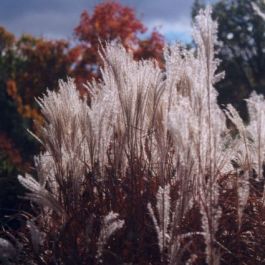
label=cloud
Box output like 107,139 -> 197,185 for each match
145,17 -> 192,42
132,0 -> 194,21
3,10 -> 78,39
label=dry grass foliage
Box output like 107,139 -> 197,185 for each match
1,6 -> 265,265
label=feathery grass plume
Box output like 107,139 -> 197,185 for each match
167,6 -> 226,265
225,104 -> 254,167
27,220 -> 44,255
236,170 -> 250,228
224,104 -> 254,227
18,173 -> 62,214
147,184 -> 171,255
246,92 -> 265,200
17,78 -> 124,263
36,78 -> 113,180
98,42 -> 167,179
252,1 -> 265,21
0,238 -> 17,264
146,6 -> 231,264
246,92 -> 265,177
35,78 -> 114,210
96,211 -> 124,261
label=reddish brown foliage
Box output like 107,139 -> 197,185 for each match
4,35 -> 73,136
15,36 -> 72,120
0,26 -> 15,51
75,2 -> 146,45
0,133 -> 22,168
72,1 -> 164,85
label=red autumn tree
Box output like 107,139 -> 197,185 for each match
0,27 -> 23,170
72,1 -> 164,86
1,31 -> 73,172
9,35 -> 72,125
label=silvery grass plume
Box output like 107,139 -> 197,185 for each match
147,185 -> 171,257
0,238 -> 17,265
166,7 -> 226,265
250,0 -> 265,203
18,79 -> 124,263
246,93 -> 265,180
144,6 -> 234,265
252,1 -> 265,21
97,41 -> 166,179
246,92 -> 265,201
225,92 -> 265,225
147,4 -> 265,263
96,211 -> 124,261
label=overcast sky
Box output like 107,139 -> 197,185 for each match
0,0 -> 214,43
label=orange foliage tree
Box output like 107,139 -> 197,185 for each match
0,27 -> 25,170
7,35 -> 72,126
0,29 -> 73,187
72,1 -> 164,87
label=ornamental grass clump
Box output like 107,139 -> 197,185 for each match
1,6 -> 265,265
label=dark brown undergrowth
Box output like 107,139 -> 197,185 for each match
2,167 -> 265,264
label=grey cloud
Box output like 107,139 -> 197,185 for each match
131,0 -> 194,21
